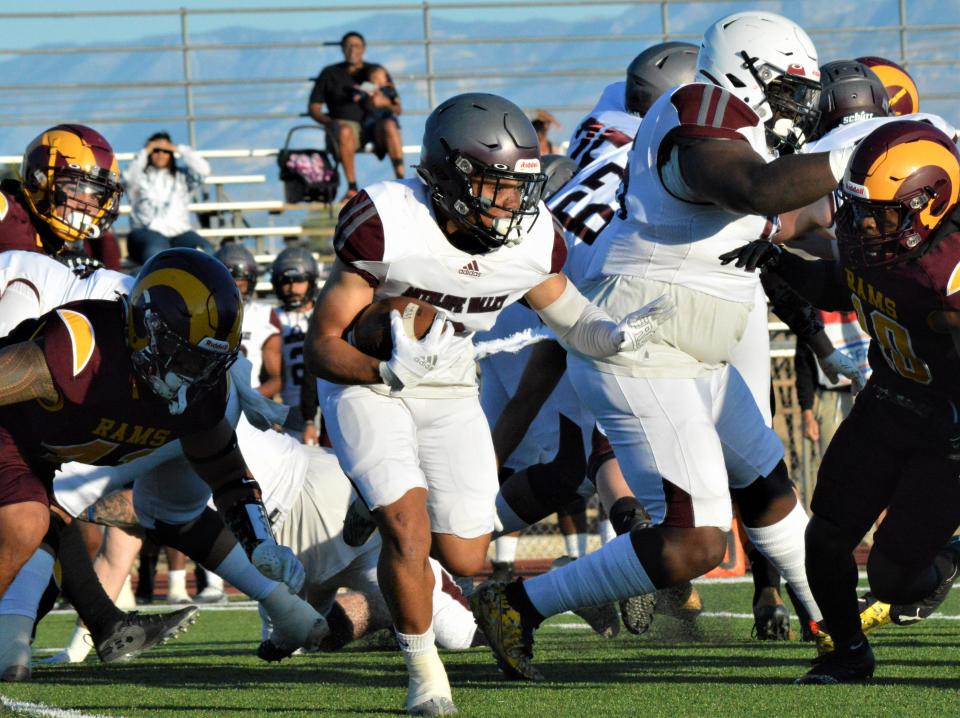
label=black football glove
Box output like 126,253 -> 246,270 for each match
58,251 -> 104,279
718,240 -> 782,273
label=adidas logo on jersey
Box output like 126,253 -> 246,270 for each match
458,260 -> 481,277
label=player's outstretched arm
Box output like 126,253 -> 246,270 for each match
677,137 -> 850,217
0,341 -> 58,406
304,259 -> 380,385
526,273 -> 675,357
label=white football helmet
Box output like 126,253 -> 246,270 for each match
696,11 -> 821,152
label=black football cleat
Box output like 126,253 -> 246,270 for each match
889,537 -> 960,625
795,638 -> 875,684
95,606 -> 198,663
752,603 -> 791,641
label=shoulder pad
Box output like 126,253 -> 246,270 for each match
55,308 -> 97,377
670,84 -> 759,133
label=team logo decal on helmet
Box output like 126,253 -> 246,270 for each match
126,248 -> 243,414
416,92 -> 547,251
20,124 -> 123,245
836,120 -> 960,269
696,11 -> 821,152
856,56 -> 920,116
270,246 -> 319,309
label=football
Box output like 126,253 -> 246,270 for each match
349,296 -> 438,360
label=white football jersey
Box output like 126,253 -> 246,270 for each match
334,178 -> 566,397
240,299 -> 279,387
803,112 -> 958,154
589,83 -> 778,304
272,304 -> 311,408
0,251 -> 133,337
552,87 -> 641,285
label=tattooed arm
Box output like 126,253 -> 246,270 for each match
84,488 -> 143,534
0,341 -> 57,405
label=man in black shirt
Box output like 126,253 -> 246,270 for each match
308,32 -> 404,200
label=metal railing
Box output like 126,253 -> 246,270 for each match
0,1 -> 958,149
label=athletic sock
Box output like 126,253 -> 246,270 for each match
204,572 -> 225,591
564,533 -> 589,559
429,560 -> 476,650
209,544 -> 276,601
58,521 -> 125,642
63,621 -> 94,662
0,548 -> 54,620
598,519 -> 617,546
494,535 -> 519,563
745,502 -> 822,623
522,534 -> 656,619
397,625 -> 453,708
167,569 -> 187,597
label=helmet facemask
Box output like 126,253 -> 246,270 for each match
443,151 -> 546,250
739,52 -> 821,153
130,304 -> 239,415
836,188 -> 938,269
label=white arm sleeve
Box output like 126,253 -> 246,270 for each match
535,278 -> 621,358
0,280 -> 42,338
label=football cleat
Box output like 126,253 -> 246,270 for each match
342,497 -> 378,547
858,593 -> 892,632
620,593 -> 657,635
795,638 -> 875,684
470,581 -> 542,681
889,538 -> 960,625
408,697 -> 458,716
193,586 -> 228,604
94,606 -> 198,663
1,665 -> 30,682
656,582 -> 703,620
259,584 -> 330,657
489,560 -> 516,584
752,603 -> 791,641
550,556 -> 620,639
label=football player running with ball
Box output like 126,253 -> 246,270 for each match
305,93 -> 674,715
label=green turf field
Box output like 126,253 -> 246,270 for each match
2,579 -> 958,718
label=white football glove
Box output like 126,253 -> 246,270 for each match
252,540 -> 306,594
379,311 -> 456,392
617,294 -> 677,352
817,349 -> 866,393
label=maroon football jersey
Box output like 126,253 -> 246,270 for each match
0,182 -> 49,254
841,231 -> 960,408
0,299 -> 228,481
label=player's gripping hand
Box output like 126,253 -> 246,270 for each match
252,540 -> 306,594
718,240 -> 782,272
617,294 -> 677,352
379,311 -> 456,391
817,349 -> 866,393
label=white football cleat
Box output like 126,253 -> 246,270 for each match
260,584 -> 329,652
0,614 -> 34,682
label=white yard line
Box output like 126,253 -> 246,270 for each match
0,696 -> 114,718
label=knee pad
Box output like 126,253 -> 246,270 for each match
146,507 -> 236,569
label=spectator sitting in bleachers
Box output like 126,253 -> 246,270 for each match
307,31 -> 404,201
123,131 -> 213,264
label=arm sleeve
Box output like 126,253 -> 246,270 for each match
761,270 -> 824,344
794,343 -> 817,411
535,278 -> 622,358
0,280 -> 42,338
299,364 -> 319,424
768,250 -> 854,313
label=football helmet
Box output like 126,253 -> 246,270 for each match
541,154 -> 578,201
836,120 -> 960,269
126,248 -> 243,414
696,11 -> 821,152
856,56 -> 919,116
624,41 -> 698,116
816,61 -> 891,137
20,124 -> 122,246
416,92 -> 547,251
214,242 -> 259,299
270,246 -> 319,309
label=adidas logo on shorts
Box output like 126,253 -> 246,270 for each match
458,260 -> 481,277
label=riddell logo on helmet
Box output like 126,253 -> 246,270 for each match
514,159 -> 541,173
198,337 -> 231,353
843,180 -> 870,198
